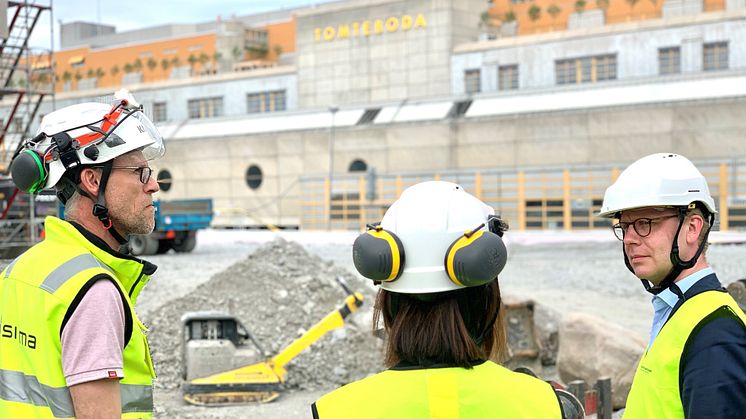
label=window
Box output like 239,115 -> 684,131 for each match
498,64 -> 519,91
188,44 -> 203,52
703,42 -> 728,71
357,108 -> 381,125
152,102 -> 167,123
188,97 -> 223,119
245,165 -> 263,190
246,90 -> 287,114
464,69 -> 481,94
348,159 -> 368,172
157,169 -> 172,192
658,47 -> 680,75
555,54 -> 617,85
448,100 -> 472,118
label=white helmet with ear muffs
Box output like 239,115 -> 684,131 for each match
10,88 -> 164,195
352,181 -> 508,294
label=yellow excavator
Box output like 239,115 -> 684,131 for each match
181,279 -> 364,405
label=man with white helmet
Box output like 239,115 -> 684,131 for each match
0,90 -> 164,418
599,153 -> 746,418
313,181 -> 583,419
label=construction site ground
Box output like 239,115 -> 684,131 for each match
3,228 -> 746,418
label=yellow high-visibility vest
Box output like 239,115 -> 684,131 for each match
314,360 -> 562,419
624,290 -> 746,419
0,217 -> 156,418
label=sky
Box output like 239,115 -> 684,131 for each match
27,0 -> 337,50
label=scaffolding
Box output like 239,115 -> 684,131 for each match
0,1 -> 54,257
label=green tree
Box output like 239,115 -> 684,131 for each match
504,10 -> 517,22
548,4 -> 562,19
528,4 -> 542,22
147,57 -> 158,72
62,70 -> 72,82
160,58 -> 170,71
133,58 -> 143,72
575,0 -> 587,13
626,0 -> 639,11
198,52 -> 209,67
74,71 -> 82,81
596,0 -> 610,9
123,62 -> 134,74
170,56 -> 181,67
86,68 -> 95,79
479,10 -> 492,28
95,67 -> 105,78
187,54 -> 198,75
272,44 -> 283,58
110,65 -> 120,77
232,45 -> 243,61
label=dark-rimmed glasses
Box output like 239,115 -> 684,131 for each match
108,166 -> 152,184
612,214 -> 679,241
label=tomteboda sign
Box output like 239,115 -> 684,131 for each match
314,13 -> 427,42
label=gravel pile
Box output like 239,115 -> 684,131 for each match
142,238 -> 382,392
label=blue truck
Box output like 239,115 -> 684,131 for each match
128,198 -> 214,256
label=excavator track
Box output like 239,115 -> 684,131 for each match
183,391 -> 280,406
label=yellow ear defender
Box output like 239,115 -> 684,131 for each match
444,223 -> 507,287
354,217 -> 508,288
352,224 -> 406,282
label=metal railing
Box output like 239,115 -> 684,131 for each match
300,159 -> 746,231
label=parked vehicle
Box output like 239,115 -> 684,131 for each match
129,198 -> 214,256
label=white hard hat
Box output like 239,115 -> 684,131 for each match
378,181 -> 500,294
598,153 -> 717,218
33,89 -> 164,191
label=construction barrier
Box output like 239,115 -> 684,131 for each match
300,160 -> 746,231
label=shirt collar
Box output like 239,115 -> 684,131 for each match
652,267 -> 714,308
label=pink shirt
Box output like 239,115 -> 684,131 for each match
60,279 -> 125,386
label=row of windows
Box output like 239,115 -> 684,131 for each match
464,41 -> 730,93
151,90 -> 288,122
658,42 -> 729,75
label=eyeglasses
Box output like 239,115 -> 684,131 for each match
110,166 -> 153,184
612,214 -> 679,241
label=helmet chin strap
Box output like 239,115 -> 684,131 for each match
91,160 -> 128,246
623,207 -> 714,296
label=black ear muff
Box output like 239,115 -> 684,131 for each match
352,224 -> 405,282
10,149 -> 48,193
444,224 -> 507,287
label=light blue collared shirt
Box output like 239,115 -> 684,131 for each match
648,267 -> 715,348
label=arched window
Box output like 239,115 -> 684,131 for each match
348,159 -> 367,172
245,165 -> 263,190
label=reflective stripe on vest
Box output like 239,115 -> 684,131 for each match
40,253 -> 112,293
314,361 -> 562,419
0,369 -> 153,417
3,257 -> 19,279
624,290 -> 746,419
0,369 -> 74,418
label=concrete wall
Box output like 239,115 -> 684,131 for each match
295,0 -> 484,108
153,97 -> 746,226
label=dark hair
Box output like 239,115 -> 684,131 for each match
373,280 -> 507,369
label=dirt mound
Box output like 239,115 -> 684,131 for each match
143,238 -> 383,392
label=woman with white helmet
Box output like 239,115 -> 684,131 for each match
599,153 -> 746,418
312,181 -> 582,419
1,90 -> 163,418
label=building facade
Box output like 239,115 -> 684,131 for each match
2,0 -> 746,229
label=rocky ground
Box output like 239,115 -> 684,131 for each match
3,229 -> 746,418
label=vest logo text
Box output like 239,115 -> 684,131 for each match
1,323 -> 37,349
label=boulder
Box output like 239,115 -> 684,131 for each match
558,312 -> 646,409
727,279 -> 746,312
